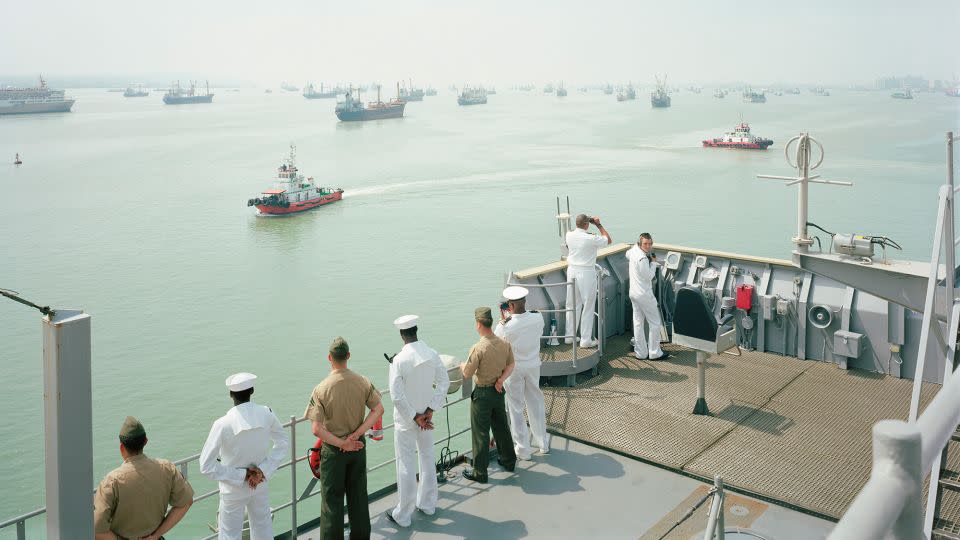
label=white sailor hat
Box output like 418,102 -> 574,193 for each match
393,314 -> 419,330
502,286 -> 529,301
225,372 -> 257,392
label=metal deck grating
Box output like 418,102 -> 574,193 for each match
539,342 -> 598,363
542,335 -> 941,519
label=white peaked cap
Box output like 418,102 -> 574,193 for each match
393,314 -> 420,330
502,286 -> 529,301
225,372 -> 257,392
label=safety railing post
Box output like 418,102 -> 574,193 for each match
289,415 -> 297,535
571,276 -> 578,369
16,520 -> 24,540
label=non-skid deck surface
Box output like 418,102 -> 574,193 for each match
543,335 -> 941,519
538,342 -> 599,363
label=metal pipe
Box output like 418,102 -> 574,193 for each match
829,420 -> 922,539
909,185 -> 951,421
946,131 -> 955,325
505,281 -> 575,288
16,521 -> 23,540
797,134 -> 810,253
704,476 -> 724,540
290,415 -> 297,535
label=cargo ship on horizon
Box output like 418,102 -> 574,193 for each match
334,85 -> 405,121
651,75 -> 671,108
303,83 -> 339,99
163,81 -> 214,105
0,76 -> 75,115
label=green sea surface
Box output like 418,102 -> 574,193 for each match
1,87 -> 957,537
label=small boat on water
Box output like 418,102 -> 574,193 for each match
892,89 -> 913,99
457,86 -> 487,106
617,84 -> 636,102
556,83 -> 567,97
14,153 -> 22,165
247,146 -> 343,215
713,89 -> 727,98
702,121 -> 774,150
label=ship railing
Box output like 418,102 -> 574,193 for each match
0,385 -> 473,540
505,262 -> 608,369
833,132 -> 960,539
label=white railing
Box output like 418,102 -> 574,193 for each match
0,387 -> 472,540
833,132 -> 960,539
506,261 -> 609,368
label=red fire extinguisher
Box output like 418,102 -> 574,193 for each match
736,284 -> 754,310
368,417 -> 383,441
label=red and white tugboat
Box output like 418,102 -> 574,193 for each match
247,146 -> 343,215
702,122 -> 774,150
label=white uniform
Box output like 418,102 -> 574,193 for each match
200,402 -> 289,540
495,311 -> 550,458
388,341 -> 450,527
626,244 -> 664,359
565,228 -> 608,346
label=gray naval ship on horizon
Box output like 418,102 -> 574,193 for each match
4,133 -> 960,540
0,76 -> 75,115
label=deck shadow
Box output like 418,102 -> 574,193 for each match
373,507 -> 528,540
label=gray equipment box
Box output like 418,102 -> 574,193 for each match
759,295 -> 777,320
833,330 -> 863,358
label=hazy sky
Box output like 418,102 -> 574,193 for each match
3,0 -> 958,86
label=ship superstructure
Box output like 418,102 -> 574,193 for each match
0,76 -> 75,115
246,145 -> 343,215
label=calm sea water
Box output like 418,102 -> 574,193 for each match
1,87 -> 957,536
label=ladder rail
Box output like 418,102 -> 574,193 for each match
925,301 -> 960,537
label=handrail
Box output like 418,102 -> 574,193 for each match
0,386 -> 472,538
830,351 -> 960,538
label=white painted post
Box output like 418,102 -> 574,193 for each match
797,134 -> 811,254
693,351 -> 709,415
290,416 -> 297,535
829,420 -> 922,539
42,309 -> 94,537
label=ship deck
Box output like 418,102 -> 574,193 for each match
541,335 -> 941,520
299,434 -> 833,540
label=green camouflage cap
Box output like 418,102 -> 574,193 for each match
474,306 -> 493,323
329,336 -> 349,357
119,416 -> 146,439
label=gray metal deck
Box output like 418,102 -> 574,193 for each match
297,435 -> 833,540
542,335 -> 942,520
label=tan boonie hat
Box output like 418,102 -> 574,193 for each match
119,416 -> 146,439
475,307 -> 493,323
329,336 -> 349,357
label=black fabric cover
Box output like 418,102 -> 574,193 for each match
672,287 -> 718,342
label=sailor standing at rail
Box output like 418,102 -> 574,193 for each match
94,416 -> 194,540
564,214 -> 612,347
462,307 -> 518,483
625,233 -> 670,360
304,336 -> 384,540
199,373 -> 289,540
384,315 -> 450,528
495,286 -> 551,459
